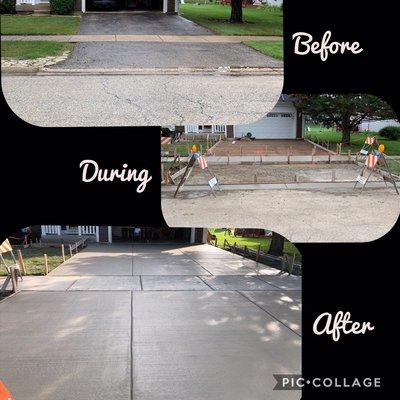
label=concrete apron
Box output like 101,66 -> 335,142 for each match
1,66 -> 283,76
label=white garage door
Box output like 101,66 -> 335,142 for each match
234,111 -> 296,139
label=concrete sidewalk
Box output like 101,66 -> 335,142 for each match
0,244 -> 301,400
1,34 -> 283,43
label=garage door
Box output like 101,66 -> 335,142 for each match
234,111 -> 296,139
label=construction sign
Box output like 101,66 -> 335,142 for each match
354,147 -> 399,194
0,380 -> 15,400
174,153 -> 220,198
359,136 -> 377,157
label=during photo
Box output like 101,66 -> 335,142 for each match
1,224 -> 301,400
161,94 -> 400,242
1,1 -> 283,126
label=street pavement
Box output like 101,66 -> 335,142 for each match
162,187 -> 400,242
1,74 -> 283,126
0,243 -> 301,400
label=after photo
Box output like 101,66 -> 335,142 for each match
1,225 -> 301,400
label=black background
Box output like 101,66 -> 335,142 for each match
1,0 -> 397,397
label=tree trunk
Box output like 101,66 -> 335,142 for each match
341,127 -> 351,145
268,232 -> 285,257
230,0 -> 243,23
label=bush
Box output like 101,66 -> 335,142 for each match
0,0 -> 16,14
50,0 -> 74,15
379,126 -> 400,140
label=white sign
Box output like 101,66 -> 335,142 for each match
356,175 -> 367,185
208,177 -> 218,188
360,149 -> 368,155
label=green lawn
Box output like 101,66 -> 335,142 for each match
1,41 -> 74,60
0,247 -> 70,276
306,125 -> 400,156
210,229 -> 301,260
245,40 -> 283,60
179,4 -> 283,36
162,141 -> 212,156
1,15 -> 81,35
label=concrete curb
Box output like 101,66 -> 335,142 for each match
1,65 -> 40,74
162,181 -> 392,192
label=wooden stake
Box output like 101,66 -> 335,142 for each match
256,244 -> 261,263
17,249 -> 27,275
61,244 -> 66,262
44,254 -> 48,275
265,145 -> 268,156
254,173 -> 257,183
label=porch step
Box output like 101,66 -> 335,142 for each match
16,3 -> 50,14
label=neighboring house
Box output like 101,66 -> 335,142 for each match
40,225 -> 207,244
16,0 -> 178,14
358,119 -> 400,132
184,95 -> 304,140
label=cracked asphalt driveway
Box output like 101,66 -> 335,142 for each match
1,74 -> 283,127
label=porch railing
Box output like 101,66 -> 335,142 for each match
16,0 -> 47,4
41,225 -> 61,235
79,226 -> 97,235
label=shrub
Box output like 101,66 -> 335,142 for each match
379,125 -> 400,140
0,0 -> 16,14
50,0 -> 74,15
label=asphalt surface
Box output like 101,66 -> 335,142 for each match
1,74 -> 283,126
0,244 -> 301,400
162,188 -> 400,242
52,42 -> 282,69
78,12 -> 214,35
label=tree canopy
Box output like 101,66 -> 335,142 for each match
293,94 -> 396,144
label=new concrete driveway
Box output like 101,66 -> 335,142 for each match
0,244 -> 301,400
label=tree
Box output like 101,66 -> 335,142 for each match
230,0 -> 243,23
293,94 -> 396,145
268,232 -> 285,257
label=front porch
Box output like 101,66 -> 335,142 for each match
41,225 -> 103,242
15,0 -> 178,13
40,226 -> 206,244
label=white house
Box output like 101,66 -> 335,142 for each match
358,119 -> 400,132
184,96 -> 304,140
40,225 -> 206,244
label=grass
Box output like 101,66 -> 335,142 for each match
179,4 -> 283,36
1,41 -> 74,60
162,141 -> 212,156
245,40 -> 283,60
1,15 -> 81,35
210,228 -> 301,260
306,125 -> 400,156
386,159 -> 400,176
0,246 -> 71,276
